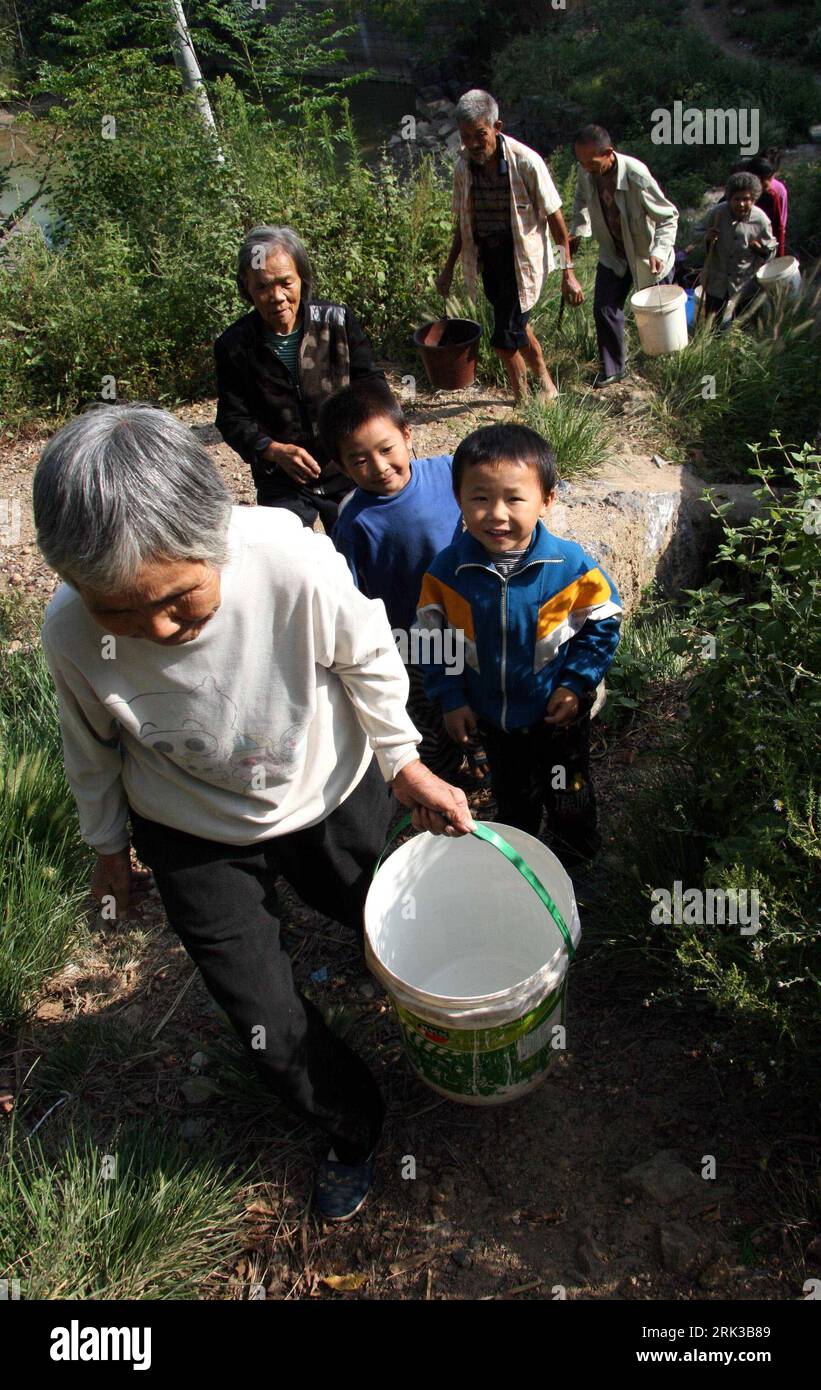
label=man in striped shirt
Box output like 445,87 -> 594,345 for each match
436,90 -> 582,404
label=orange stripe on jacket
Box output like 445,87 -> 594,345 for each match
535,568 -> 612,642
417,574 -> 475,643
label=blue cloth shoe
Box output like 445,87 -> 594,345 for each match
313,1149 -> 375,1222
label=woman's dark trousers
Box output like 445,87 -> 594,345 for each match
128,759 -> 393,1163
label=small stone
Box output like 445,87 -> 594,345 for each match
120,1003 -> 145,1031
660,1221 -> 706,1275
699,1257 -> 731,1290
576,1229 -> 607,1281
424,98 -> 455,119
451,1247 -> 472,1268
468,1233 -> 482,1250
7,640 -> 22,652
180,1076 -> 220,1105
189,1051 -> 209,1073
623,1151 -> 705,1207
359,981 -> 375,999
179,1117 -> 208,1140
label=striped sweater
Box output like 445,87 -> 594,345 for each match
417,520 -> 622,731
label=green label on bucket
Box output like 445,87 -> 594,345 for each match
394,984 -> 567,1101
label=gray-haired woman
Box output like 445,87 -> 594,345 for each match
689,171 -> 777,321
34,404 -> 472,1220
215,225 -> 385,531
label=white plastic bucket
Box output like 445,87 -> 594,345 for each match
756,255 -> 801,297
630,283 -> 689,355
364,822 -> 581,1105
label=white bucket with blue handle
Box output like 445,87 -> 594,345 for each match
364,816 -> 581,1105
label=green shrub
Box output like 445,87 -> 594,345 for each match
0,63 -> 455,428
600,441 -> 820,1088
493,0 -> 817,187
600,600 -> 690,728
783,161 -> 821,262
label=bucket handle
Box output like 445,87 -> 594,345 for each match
373,812 -> 576,963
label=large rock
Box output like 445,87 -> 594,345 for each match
549,454 -> 764,614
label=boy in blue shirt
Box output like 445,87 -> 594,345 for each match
320,380 -> 469,782
417,423 -> 622,863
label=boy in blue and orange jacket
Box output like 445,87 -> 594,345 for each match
416,423 -> 621,863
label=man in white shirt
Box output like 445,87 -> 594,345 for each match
34,404 -> 473,1221
436,89 -> 582,403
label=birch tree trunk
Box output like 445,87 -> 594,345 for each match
166,0 -> 224,161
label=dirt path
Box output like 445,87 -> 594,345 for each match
6,725 -> 796,1301
685,0 -> 821,88
1,385 -> 804,1301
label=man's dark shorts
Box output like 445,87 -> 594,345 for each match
479,234 -> 530,351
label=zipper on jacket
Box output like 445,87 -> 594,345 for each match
499,573 -> 509,732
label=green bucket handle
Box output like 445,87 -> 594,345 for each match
373,812 -> 576,963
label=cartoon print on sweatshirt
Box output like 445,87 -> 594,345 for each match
110,676 -> 308,789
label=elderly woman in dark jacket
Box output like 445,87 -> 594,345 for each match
215,225 -> 385,530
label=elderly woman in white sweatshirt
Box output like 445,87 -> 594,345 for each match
33,404 -> 472,1221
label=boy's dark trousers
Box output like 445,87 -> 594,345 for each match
479,711 -> 599,860
127,759 -> 393,1164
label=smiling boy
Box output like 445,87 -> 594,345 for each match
417,423 -> 622,862
320,381 -> 467,782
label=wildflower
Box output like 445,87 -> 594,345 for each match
753,1071 -> 766,1088
773,798 -> 783,812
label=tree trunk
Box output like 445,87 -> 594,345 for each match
166,0 -> 224,161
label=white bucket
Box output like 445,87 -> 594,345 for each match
756,255 -> 801,297
630,283 -> 689,355
364,822 -> 581,1105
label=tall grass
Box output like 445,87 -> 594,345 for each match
1,1121 -> 247,1299
518,391 -> 617,478
641,275 -> 821,476
599,601 -> 690,728
0,625 -> 89,1030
